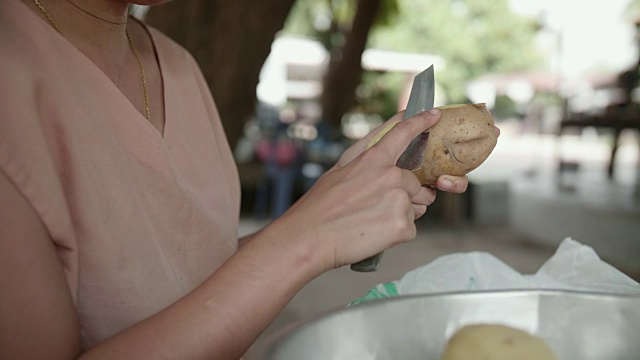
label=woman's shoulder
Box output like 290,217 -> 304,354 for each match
0,29 -> 40,111
0,4 -> 41,88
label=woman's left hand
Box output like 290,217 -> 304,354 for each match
327,110 -> 471,219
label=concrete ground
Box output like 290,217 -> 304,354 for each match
241,218 -> 557,360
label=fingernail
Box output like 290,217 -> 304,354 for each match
438,179 -> 453,190
428,108 -> 440,116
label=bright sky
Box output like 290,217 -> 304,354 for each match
510,0 -> 637,78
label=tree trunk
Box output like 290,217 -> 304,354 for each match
146,0 -> 296,149
321,0 -> 382,127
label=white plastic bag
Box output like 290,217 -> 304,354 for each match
352,238 -> 640,305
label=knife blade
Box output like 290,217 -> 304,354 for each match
396,65 -> 435,170
350,65 -> 435,272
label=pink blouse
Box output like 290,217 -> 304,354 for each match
0,0 -> 240,349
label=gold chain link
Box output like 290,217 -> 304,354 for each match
125,30 -> 151,122
33,0 -> 62,34
33,0 -> 152,123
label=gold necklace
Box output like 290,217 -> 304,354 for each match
33,0 -> 151,123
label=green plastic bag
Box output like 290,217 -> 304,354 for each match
348,282 -> 399,306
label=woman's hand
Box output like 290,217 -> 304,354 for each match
328,110 -> 470,218
274,109 -> 447,272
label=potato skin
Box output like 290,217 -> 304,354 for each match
440,324 -> 558,360
413,103 -> 497,186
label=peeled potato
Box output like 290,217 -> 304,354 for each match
440,324 -> 558,360
367,103 -> 498,186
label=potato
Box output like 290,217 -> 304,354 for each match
367,103 -> 498,186
440,324 -> 558,360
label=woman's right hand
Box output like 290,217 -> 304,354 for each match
271,109 -> 443,273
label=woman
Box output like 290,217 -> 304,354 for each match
0,0 -> 481,359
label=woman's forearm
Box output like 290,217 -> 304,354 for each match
237,232 -> 257,249
81,216 -> 320,360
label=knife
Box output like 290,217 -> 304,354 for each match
350,65 -> 435,272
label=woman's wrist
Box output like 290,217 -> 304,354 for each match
258,213 -> 329,281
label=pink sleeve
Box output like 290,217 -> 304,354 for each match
0,51 -> 79,305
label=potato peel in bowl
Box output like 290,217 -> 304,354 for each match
367,103 -> 498,186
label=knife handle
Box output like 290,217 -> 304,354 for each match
350,252 -> 383,272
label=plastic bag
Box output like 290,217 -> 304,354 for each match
350,238 -> 640,305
